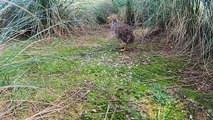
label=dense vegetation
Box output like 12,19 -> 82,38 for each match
0,0 -> 212,119
1,0 -> 213,58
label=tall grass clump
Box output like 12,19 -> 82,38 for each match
0,0 -> 55,42
93,0 -> 118,24
119,0 -> 213,61
0,0 -> 115,75
112,0 -> 213,60
0,0 -> 94,43
165,0 -> 213,60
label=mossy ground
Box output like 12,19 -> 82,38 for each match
0,33 -> 207,119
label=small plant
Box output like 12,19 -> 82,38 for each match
150,83 -> 174,105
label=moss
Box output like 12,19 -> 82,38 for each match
0,38 -> 188,119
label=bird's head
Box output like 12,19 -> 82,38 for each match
107,14 -> 118,22
108,14 -> 119,26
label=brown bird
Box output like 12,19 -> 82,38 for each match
108,14 -> 134,51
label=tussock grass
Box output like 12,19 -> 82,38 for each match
135,0 -> 213,61
1,0 -> 213,60
109,0 -> 213,61
0,0 -> 116,43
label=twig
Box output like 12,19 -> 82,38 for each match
24,89 -> 82,120
0,0 -> 39,21
104,104 -> 110,120
110,106 -> 117,120
0,101 -> 23,119
25,86 -> 91,120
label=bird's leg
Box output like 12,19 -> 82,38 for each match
120,43 -> 129,51
119,44 -> 125,49
124,43 -> 129,51
116,42 -> 125,49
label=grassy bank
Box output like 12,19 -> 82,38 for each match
0,34 -> 190,119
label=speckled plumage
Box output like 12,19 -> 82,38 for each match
110,15 -> 134,45
114,23 -> 134,44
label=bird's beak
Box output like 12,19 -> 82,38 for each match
107,16 -> 112,23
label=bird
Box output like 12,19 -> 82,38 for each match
108,14 -> 134,51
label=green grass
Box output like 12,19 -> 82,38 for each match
0,37 -> 187,119
182,88 -> 213,111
